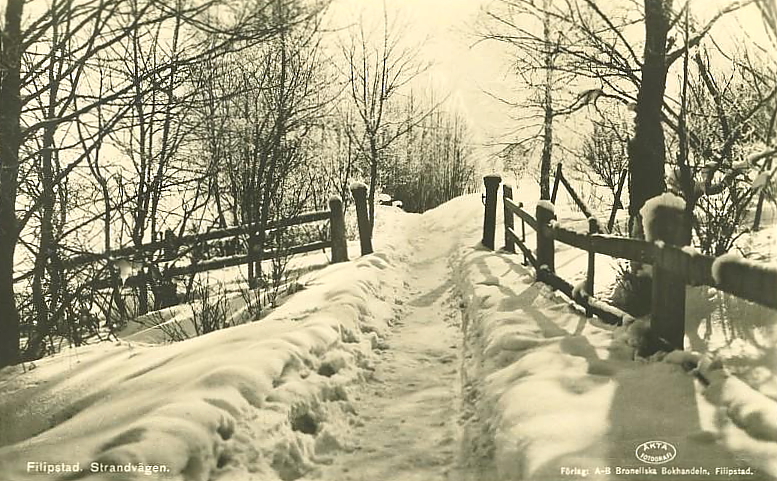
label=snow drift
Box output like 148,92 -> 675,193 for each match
0,234 -> 406,481
452,229 -> 777,480
1,192 -> 775,481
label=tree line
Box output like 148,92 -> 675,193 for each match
0,0 -> 477,367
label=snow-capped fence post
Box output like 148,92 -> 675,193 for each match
642,194 -> 688,352
503,184 -> 515,253
585,217 -> 598,316
328,196 -> 349,263
350,182 -> 373,256
535,201 -> 555,275
482,174 -> 502,250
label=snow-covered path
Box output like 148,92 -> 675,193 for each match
1,195 -> 776,481
301,221 -> 481,481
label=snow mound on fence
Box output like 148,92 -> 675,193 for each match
640,192 -> 685,242
453,242 -> 777,480
0,210 -> 409,480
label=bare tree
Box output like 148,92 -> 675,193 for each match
340,8 -> 433,229
572,114 -> 629,210
538,0 -> 555,199
193,3 -> 332,288
481,0 -> 748,230
480,0 -> 574,199
626,0 -> 673,239
0,0 -> 326,367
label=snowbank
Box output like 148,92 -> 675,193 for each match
452,234 -> 777,480
2,192 -> 775,481
0,230 -> 406,480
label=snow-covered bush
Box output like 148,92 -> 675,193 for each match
608,260 -> 652,317
695,191 -> 751,256
189,282 -> 231,337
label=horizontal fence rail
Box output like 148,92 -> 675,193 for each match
61,209 -> 333,270
42,188 -> 376,317
482,174 -> 777,353
551,225 -> 653,264
94,241 -> 334,289
504,196 -> 537,231
655,246 -> 777,310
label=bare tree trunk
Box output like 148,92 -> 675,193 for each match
130,19 -> 151,315
628,0 -> 672,239
0,0 -> 24,367
751,160 -> 771,230
368,138 -> 379,230
343,7 -> 427,229
752,108 -> 776,230
677,6 -> 694,244
83,86 -> 129,324
212,179 -> 228,229
29,9 -> 64,358
539,0 -> 554,200
29,131 -> 59,358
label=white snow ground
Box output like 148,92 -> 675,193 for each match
0,195 -> 775,481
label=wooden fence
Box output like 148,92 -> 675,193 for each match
550,162 -> 627,233
482,174 -> 777,353
60,183 -> 374,297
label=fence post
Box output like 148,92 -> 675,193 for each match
644,195 -> 688,352
350,182 -> 373,256
328,195 -> 349,263
550,163 -> 562,203
585,217 -> 598,316
482,174 -> 502,250
520,202 -> 528,265
503,184 -> 515,253
535,201 -> 555,275
163,229 -> 178,260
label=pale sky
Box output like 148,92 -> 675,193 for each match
324,0 -> 776,154
4,0 -> 774,153
324,0 -> 515,145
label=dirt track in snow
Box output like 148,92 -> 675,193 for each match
301,222 -> 489,481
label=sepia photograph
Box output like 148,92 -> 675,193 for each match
0,0 -> 776,479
